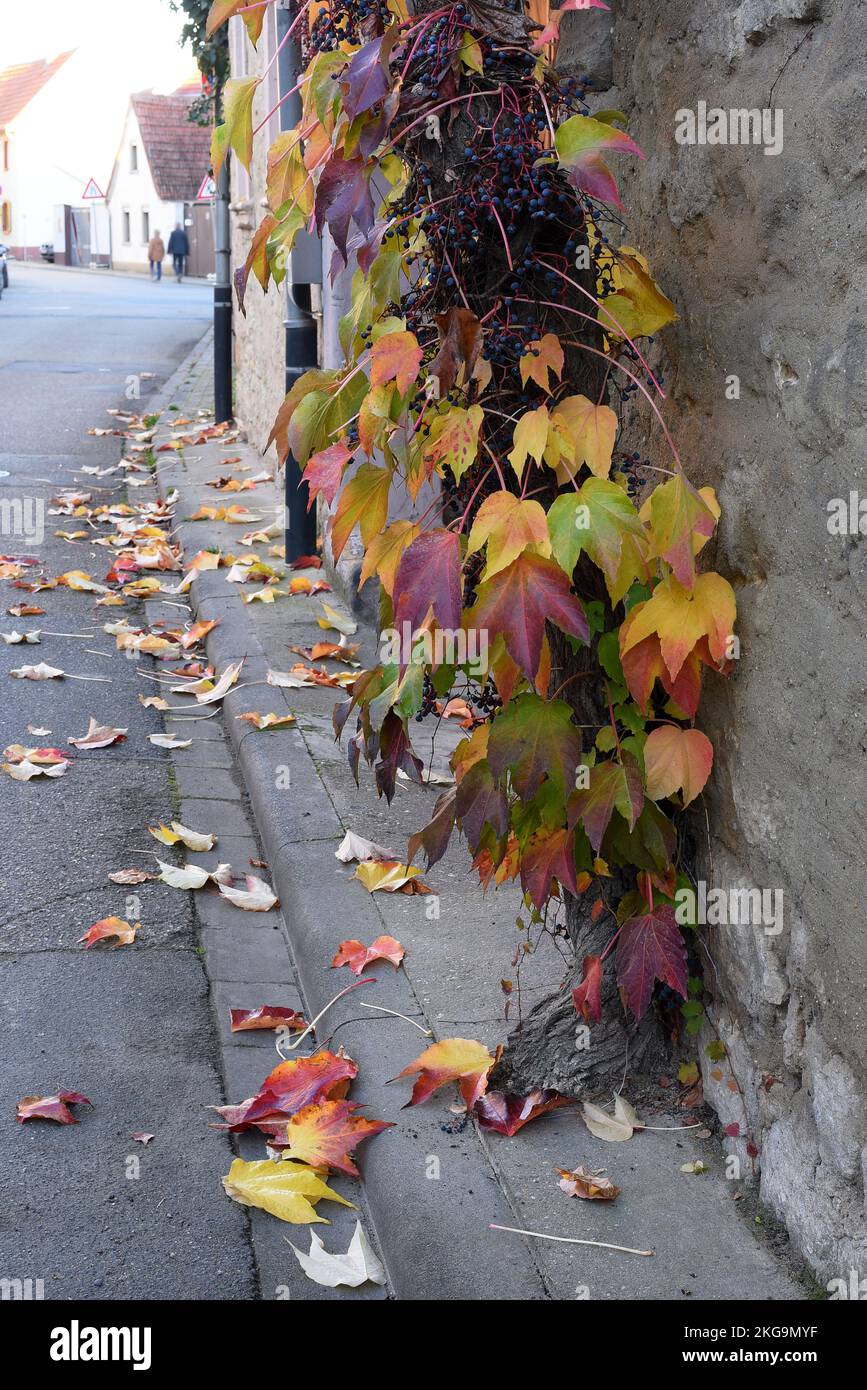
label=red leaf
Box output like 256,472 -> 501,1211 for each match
339,33 -> 393,121
468,553 -> 589,683
214,1050 -> 358,1131
615,903 -> 687,1021
331,934 -> 405,975
393,530 -> 462,655
474,1089 -> 572,1136
572,953 -> 603,1023
520,827 -> 578,911
428,308 -> 484,395
455,760 -> 509,851
303,442 -> 355,510
724,1122 -> 741,1137
229,1007 -> 307,1033
17,1091 -> 92,1124
314,153 -> 375,265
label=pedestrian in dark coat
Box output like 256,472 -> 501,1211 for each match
167,224 -> 190,282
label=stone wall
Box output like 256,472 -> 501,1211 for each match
566,0 -> 867,1283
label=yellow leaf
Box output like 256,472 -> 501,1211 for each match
467,490 -> 551,581
551,394 -> 617,480
508,406 -> 550,482
221,1158 -> 354,1224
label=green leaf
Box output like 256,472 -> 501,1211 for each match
488,694 -> 582,801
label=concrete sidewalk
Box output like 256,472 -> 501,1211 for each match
143,334 -> 813,1301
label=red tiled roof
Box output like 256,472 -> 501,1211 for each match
131,90 -> 213,202
0,52 -> 74,126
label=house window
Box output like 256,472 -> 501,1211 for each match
130,143 -> 138,173
1,202 -> 10,234
122,209 -> 131,244
141,210 -> 150,243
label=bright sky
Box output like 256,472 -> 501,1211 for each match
5,0 -> 198,92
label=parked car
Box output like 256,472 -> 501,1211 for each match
0,243 -> 7,291
39,243 -> 55,264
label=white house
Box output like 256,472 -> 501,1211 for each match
0,50 -> 113,264
106,88 -> 213,275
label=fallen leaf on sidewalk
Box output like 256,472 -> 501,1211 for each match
16,1092 -> 93,1124
213,1051 -> 358,1131
680,1161 -> 708,1175
27,725 -> 51,736
270,1101 -> 393,1176
317,601 -> 357,636
581,1095 -> 642,1142
148,733 -> 192,749
108,868 -> 160,885
230,1007 -> 307,1033
290,640 -> 360,664
557,1165 -> 621,1201
132,1132 -> 155,1145
354,860 -> 433,895
156,861 -> 214,890
10,662 -> 65,680
58,569 -> 110,594
288,576 -> 331,596
334,830 -> 395,863
287,1220 -> 385,1288
243,585 -> 286,604
218,874 -> 278,912
1,630 -> 40,644
235,710 -> 297,731
331,935 -> 405,975
267,664 -> 350,690
79,916 -> 141,948
222,1158 -> 354,1224
180,618 -> 219,650
2,745 -> 72,779
68,718 -> 128,749
474,1089 -> 573,1136
8,604 -> 45,617
391,1038 -> 498,1109
195,658 -> 244,705
148,821 -> 216,851
289,554 -> 322,570
139,695 -> 169,710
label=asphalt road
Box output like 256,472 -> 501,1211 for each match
0,265 -> 258,1299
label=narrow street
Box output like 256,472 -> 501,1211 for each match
0,266 -> 259,1299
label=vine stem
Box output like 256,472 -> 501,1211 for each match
490,1224 -> 653,1257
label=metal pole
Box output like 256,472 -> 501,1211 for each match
277,1 -> 319,560
214,157 -> 232,423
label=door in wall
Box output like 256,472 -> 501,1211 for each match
185,202 -> 215,278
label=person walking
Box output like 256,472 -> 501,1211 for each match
147,230 -> 165,281
167,223 -> 190,283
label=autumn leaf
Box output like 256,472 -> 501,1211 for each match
428,307 -> 484,395
568,755 -> 644,852
330,463 -> 393,564
572,954 -> 604,1023
370,330 -> 423,396
519,333 -> 564,393
615,903 -> 688,1020
270,1100 -> 393,1176
474,1089 -> 572,1136
581,1094 -> 642,1141
421,404 -> 483,484
314,152 -> 375,264
79,917 -> 140,949
334,830 -> 395,863
287,1220 -> 386,1288
645,473 -> 718,588
557,1165 -> 620,1200
600,248 -> 678,341
234,212 -> 277,314
339,31 -> 396,120
487,692 -> 581,801
467,491 -> 550,581
230,1007 -> 307,1033
235,710 -> 298,731
551,394 -> 618,481
148,733 -> 192,749
468,553 -> 589,684
644,725 -> 714,806
393,529 -> 462,649
391,1037 -> 497,1109
304,441 -> 355,509
206,0 -> 266,44
218,875 -> 279,912
108,868 -> 159,885
555,112 -> 643,210
213,76 -> 259,176
620,573 -> 736,683
68,718 -> 128,750
354,860 -> 432,895
10,662 -> 65,680
331,935 -> 405,975
217,1050 -> 359,1130
222,1158 -> 354,1224
148,821 -> 216,851
180,618 -> 219,650
547,477 -> 647,602
507,406 -> 550,482
17,1091 -> 92,1124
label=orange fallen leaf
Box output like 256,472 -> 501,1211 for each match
390,1038 -> 498,1109
557,1165 -> 621,1201
230,1006 -> 307,1033
268,1100 -> 393,1176
331,935 -> 405,976
353,860 -> 434,895
213,1050 -> 358,1131
68,718 -> 128,749
235,710 -> 297,731
79,917 -> 140,948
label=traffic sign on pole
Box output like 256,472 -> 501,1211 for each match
81,178 -> 105,200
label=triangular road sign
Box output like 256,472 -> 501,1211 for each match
196,173 -> 217,201
81,177 -> 105,200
